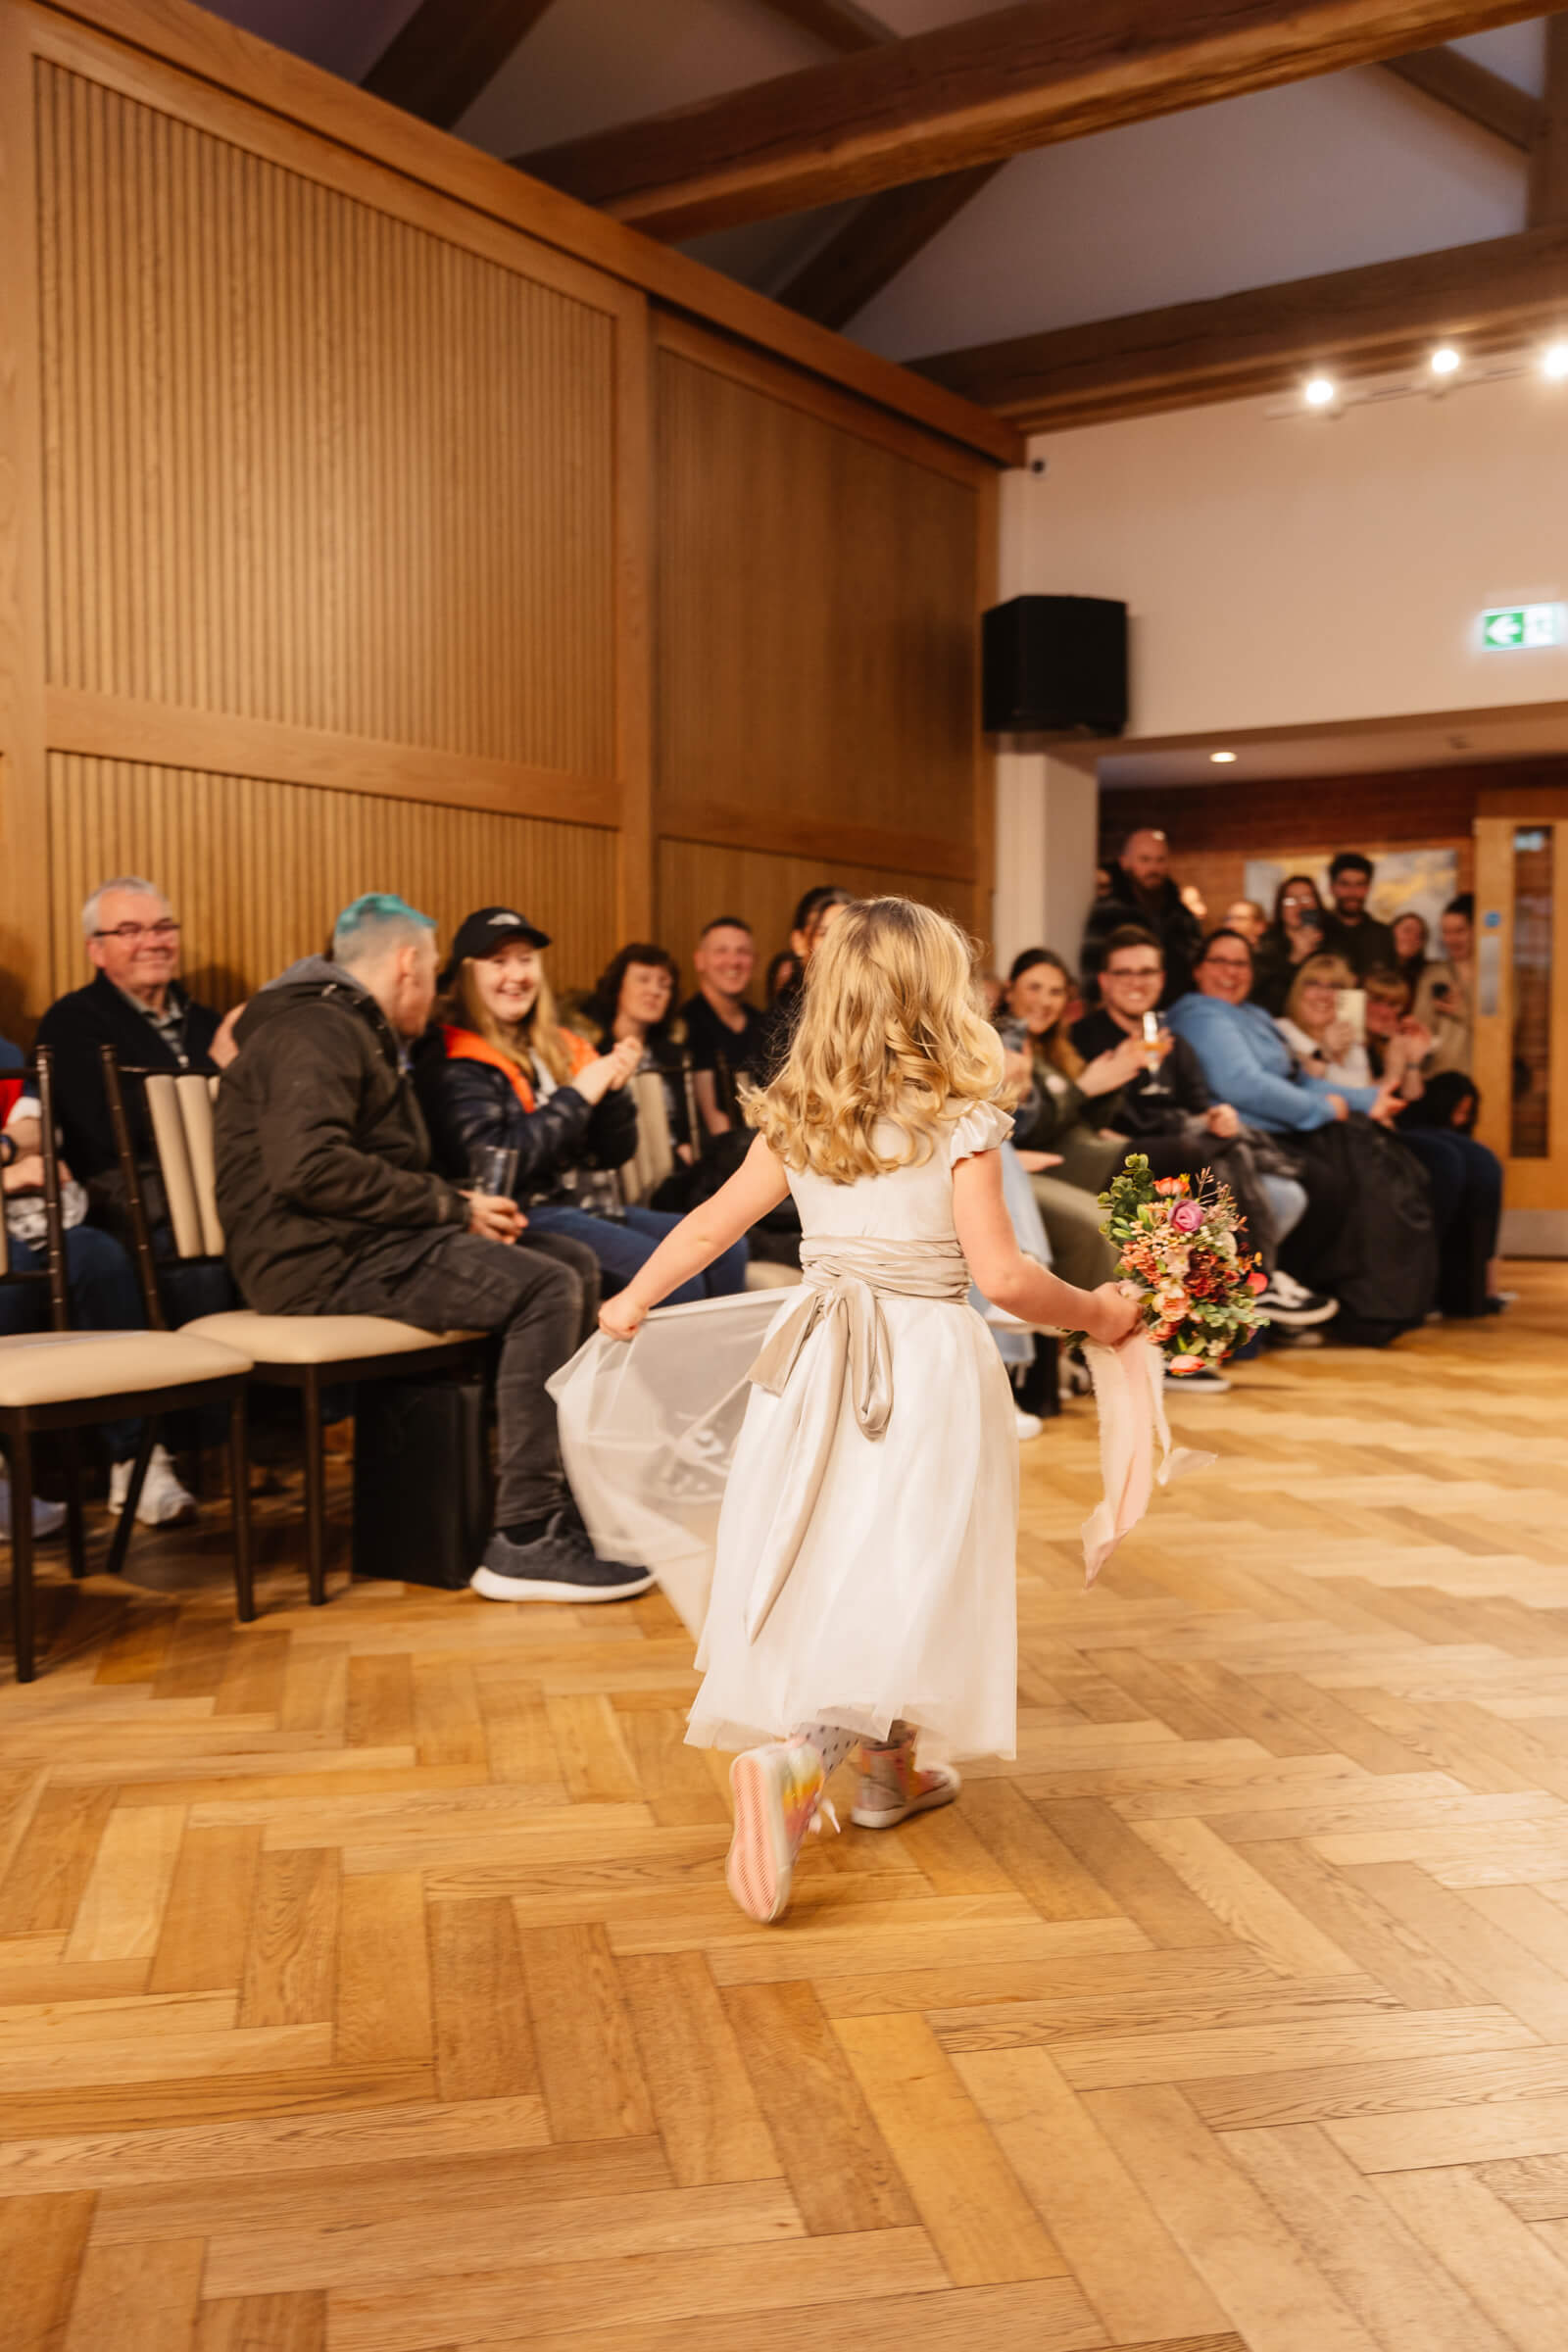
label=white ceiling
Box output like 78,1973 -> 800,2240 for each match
197,0 -> 1547,364
1095,700 -> 1568,790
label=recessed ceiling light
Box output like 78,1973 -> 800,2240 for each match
1303,376 -> 1337,409
1430,345 -> 1461,377
1209,751 -> 1238,764
1544,341 -> 1568,381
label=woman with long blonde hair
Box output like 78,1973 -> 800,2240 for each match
595,896 -> 1139,1924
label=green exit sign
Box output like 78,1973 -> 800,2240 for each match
1481,604 -> 1565,650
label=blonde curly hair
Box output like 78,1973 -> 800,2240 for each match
743,896 -> 1006,1183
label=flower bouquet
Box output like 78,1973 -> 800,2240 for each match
1065,1153 -> 1266,1372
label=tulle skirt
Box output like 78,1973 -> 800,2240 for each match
551,1288 -> 1020,1763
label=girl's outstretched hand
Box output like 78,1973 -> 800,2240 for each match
599,1295 -> 647,1343
1084,1281 -> 1143,1348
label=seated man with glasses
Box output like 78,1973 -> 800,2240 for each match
32,874 -> 240,1388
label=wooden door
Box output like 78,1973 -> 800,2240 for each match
1474,787 -> 1568,1255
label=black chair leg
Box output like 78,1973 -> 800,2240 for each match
61,1429 -> 89,1579
105,1419 -> 158,1579
9,1423 -> 37,1684
228,1388 -> 255,1624
301,1371 -> 328,1607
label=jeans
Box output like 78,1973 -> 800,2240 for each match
524,1202 -> 748,1306
324,1229 -> 584,1526
0,1225 -> 145,1460
1397,1129 -> 1501,1318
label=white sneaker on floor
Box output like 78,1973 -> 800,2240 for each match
109,1445 -> 197,1527
0,1472 -> 67,1543
1014,1408 -> 1045,1442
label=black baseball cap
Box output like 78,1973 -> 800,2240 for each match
440,906 -> 551,986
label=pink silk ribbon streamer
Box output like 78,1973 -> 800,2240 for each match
1080,1333 -> 1216,1586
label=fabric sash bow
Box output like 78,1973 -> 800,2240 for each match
743,1237 -> 971,1641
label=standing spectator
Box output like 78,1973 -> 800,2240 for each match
1413,894 -> 1475,1077
1392,908 -> 1431,994
216,894 -> 654,1602
677,917 -> 766,1140
1320,852 -> 1397,981
1071,928 -> 1333,1330
1224,899 -> 1268,946
1168,929 -> 1437,1345
1356,969 -> 1501,1319
1252,873 -> 1329,1014
1082,829 -> 1203,1004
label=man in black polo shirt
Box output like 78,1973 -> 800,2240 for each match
678,915 -> 767,1140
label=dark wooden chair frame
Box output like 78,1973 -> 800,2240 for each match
1,1049 -> 252,1682
102,1048 -> 486,1608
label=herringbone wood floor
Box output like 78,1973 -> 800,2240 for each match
3,1266 -> 1568,2352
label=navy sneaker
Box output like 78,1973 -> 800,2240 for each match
469,1513 -> 655,1603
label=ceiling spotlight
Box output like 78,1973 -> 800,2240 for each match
1430,345 -> 1461,377
1544,341 -> 1568,381
1303,375 -> 1337,409
1209,751 -> 1238,764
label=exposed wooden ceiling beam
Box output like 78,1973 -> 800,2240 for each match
911,223 -> 1568,429
364,0 -> 558,130
1380,42 -> 1542,145
778,166 -> 1004,328
516,0 -> 1547,240
1531,14 -> 1568,222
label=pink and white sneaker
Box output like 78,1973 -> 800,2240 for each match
851,1739 -> 960,1831
726,1739 -> 827,1924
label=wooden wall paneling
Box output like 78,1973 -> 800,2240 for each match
657,836 -> 978,991
613,294 -> 655,942
33,56 -> 622,771
653,322 -> 986,921
972,468 -> 999,958
0,3 -> 49,1033
18,0 -> 1021,466
45,756 -> 621,1009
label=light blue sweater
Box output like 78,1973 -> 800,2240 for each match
1165,993 -> 1379,1134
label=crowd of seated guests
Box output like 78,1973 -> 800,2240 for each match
1071,835 -> 1505,1363
1,840 -> 1512,1557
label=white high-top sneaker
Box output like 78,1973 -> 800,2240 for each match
109,1445 -> 197,1527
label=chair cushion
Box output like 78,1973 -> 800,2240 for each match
0,1330 -> 253,1408
744,1261 -> 801,1292
183,1311 -> 481,1366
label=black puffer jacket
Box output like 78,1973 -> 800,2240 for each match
416,1024 -> 637,1200
215,959 -> 467,1313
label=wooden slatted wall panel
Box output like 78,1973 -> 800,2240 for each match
654,340 -> 983,871
47,755 -> 618,1006
658,837 -> 980,986
35,61 -> 617,775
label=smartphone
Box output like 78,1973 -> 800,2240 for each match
1336,988 -> 1366,1043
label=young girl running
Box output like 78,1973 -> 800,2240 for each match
598,898 -> 1139,1924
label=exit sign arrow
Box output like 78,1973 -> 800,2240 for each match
1481,604 -> 1564,651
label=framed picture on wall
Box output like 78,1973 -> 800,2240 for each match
1245,848 -> 1459,935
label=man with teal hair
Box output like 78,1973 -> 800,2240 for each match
214,894 -> 653,1601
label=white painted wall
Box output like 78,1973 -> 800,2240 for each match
1000,368 -> 1568,743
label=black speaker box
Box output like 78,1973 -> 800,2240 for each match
982,594 -> 1128,737
353,1371 -> 492,1590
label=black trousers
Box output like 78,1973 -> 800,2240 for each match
325,1229 -> 586,1526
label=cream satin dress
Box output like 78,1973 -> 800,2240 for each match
686,1100 -> 1019,1763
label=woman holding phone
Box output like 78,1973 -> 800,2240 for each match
1276,955 -> 1370,1086
1253,874 -> 1329,1014
1413,895 -> 1476,1077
